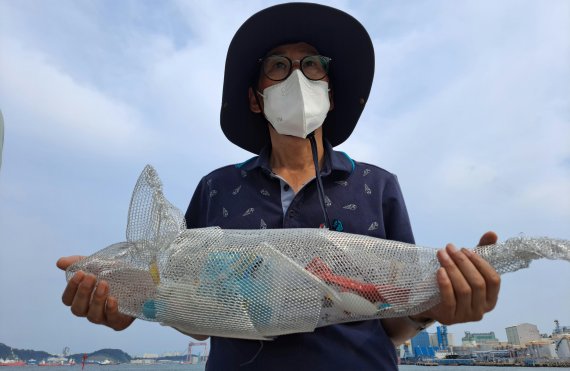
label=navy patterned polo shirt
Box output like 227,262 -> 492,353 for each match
185,140 -> 415,371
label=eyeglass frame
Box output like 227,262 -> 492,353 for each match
257,54 -> 332,82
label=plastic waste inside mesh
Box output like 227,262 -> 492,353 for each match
66,165 -> 570,340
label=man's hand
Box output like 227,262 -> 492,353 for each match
57,256 -> 135,331
411,231 -> 501,325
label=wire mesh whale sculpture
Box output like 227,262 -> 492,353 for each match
66,165 -> 570,340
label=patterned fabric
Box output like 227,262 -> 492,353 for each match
185,140 -> 415,371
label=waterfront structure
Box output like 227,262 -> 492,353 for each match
130,358 -> 156,364
187,341 -> 208,364
527,340 -> 560,359
142,353 -> 159,358
399,320 -> 570,366
399,340 -> 414,359
436,326 -> 448,348
428,327 -> 454,349
553,320 -> 570,336
506,323 -> 540,346
555,337 -> 570,358
411,330 -> 438,357
428,333 -> 438,347
461,331 -> 499,347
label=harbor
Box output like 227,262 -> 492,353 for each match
399,320 -> 570,368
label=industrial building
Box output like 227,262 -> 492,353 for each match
461,331 -> 499,347
506,323 -> 541,346
400,320 -> 570,366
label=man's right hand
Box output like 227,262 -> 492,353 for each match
57,256 -> 135,331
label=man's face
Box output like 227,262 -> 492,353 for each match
250,42 -> 333,113
257,42 -> 330,91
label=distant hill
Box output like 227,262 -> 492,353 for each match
69,348 -> 131,364
0,343 -> 131,364
0,343 -> 51,362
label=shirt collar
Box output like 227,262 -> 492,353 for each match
235,138 -> 355,177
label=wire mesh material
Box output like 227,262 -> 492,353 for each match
66,165 -> 570,340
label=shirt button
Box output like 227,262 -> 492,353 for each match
283,184 -> 290,191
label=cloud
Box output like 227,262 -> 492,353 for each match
0,40 -> 155,157
338,0 -> 570,246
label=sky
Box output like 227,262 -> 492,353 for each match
0,0 -> 569,357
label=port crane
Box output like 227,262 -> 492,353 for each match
186,342 -> 208,364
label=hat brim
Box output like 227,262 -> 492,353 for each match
220,2 -> 375,154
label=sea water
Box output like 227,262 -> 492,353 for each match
1,364 -> 567,370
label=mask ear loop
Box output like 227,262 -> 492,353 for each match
307,132 -> 332,230
251,85 -> 265,114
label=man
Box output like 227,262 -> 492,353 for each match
58,3 -> 500,370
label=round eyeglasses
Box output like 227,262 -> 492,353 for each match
259,55 -> 332,81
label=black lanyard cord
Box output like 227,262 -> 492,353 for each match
308,133 -> 332,230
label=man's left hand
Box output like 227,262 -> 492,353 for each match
411,231 -> 501,325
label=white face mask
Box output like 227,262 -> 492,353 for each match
258,70 -> 330,138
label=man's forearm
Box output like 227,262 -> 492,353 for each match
382,315 -> 435,346
173,327 -> 210,341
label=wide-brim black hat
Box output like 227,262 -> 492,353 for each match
220,2 -> 375,154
